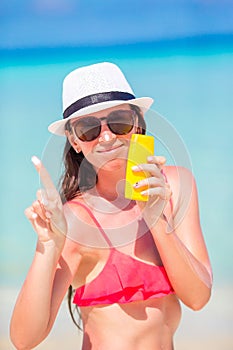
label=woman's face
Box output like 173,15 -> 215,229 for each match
69,104 -> 140,171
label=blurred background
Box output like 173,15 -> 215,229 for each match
1,0 -> 233,349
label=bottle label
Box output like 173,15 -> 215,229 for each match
125,134 -> 154,201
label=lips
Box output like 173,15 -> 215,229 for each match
96,144 -> 124,153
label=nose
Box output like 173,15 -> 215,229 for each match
98,130 -> 116,143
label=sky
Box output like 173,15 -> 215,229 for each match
1,0 -> 233,49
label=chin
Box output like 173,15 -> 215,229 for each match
96,158 -> 127,172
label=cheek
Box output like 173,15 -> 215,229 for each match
81,143 -> 102,168
84,151 -> 98,166
79,142 -> 95,156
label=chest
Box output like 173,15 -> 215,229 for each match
70,199 -> 165,289
90,203 -> 148,247
73,230 -> 163,290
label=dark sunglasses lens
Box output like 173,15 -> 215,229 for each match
108,111 -> 134,135
74,117 -> 101,141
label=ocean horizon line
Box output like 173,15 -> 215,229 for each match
1,33 -> 233,67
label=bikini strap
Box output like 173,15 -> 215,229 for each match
68,200 -> 113,247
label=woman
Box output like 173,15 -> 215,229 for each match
10,62 -> 212,350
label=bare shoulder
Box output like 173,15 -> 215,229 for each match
62,197 -> 106,255
163,165 -> 195,203
163,165 -> 194,182
63,196 -> 96,227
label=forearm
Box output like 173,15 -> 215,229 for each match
10,241 -> 62,349
151,218 -> 212,310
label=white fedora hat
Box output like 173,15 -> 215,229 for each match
48,62 -> 154,135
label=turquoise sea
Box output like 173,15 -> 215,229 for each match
0,36 -> 233,290
1,36 -> 233,350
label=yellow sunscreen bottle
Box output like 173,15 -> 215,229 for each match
125,134 -> 154,201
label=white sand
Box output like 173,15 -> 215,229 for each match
1,285 -> 233,350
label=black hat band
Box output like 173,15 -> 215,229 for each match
63,91 -> 135,119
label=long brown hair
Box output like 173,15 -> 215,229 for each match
60,105 -> 146,328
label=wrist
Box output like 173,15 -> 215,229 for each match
36,238 -> 64,257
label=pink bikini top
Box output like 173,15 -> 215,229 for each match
70,199 -> 174,307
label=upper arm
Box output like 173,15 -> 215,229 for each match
165,166 -> 212,276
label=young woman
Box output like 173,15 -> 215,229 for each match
10,62 -> 212,350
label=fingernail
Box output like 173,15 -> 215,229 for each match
31,156 -> 41,166
41,197 -> 48,206
32,213 -> 38,219
141,190 -> 148,196
132,165 -> 139,171
45,211 -> 52,219
147,156 -> 153,161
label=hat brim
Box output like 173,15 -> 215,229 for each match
48,97 -> 154,136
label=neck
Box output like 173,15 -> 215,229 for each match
96,166 -> 126,201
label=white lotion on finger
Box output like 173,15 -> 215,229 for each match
31,155 -> 41,166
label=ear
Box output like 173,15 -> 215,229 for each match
65,130 -> 82,153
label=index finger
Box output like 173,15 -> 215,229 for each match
31,156 -> 58,198
147,155 -> 166,165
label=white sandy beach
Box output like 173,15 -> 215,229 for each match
1,285 -> 233,350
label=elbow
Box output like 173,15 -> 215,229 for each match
10,329 -> 31,350
10,324 -> 45,350
189,299 -> 209,311
10,340 -> 30,350
10,332 -> 30,350
185,288 -> 212,311
10,334 -> 42,350
10,321 -> 25,350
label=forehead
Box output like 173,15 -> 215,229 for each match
71,104 -> 131,123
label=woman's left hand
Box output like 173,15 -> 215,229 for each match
133,156 -> 172,229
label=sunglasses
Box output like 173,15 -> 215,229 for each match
71,110 -> 136,142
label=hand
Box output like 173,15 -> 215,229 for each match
24,156 -> 67,247
133,156 -> 172,229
